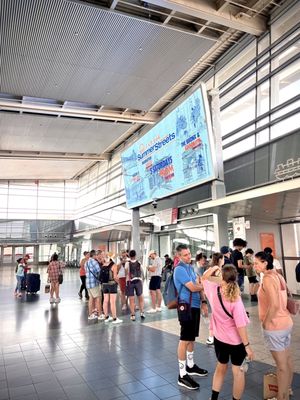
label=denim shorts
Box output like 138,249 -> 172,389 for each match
263,326 -> 292,351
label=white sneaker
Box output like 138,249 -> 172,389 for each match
156,307 -> 162,312
206,336 -> 214,345
88,314 -> 97,320
147,308 -> 157,314
104,316 -> 113,323
112,318 -> 123,324
50,298 -> 55,304
122,304 -> 127,311
54,297 -> 61,303
98,314 -> 105,320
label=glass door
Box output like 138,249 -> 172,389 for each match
280,222 -> 300,294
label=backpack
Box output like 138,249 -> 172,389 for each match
296,262 -> 300,283
128,260 -> 141,279
99,261 -> 114,284
163,272 -> 179,309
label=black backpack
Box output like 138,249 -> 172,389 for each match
99,261 -> 114,283
128,260 -> 141,279
296,262 -> 300,283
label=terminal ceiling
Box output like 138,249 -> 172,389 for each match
0,0 -> 278,180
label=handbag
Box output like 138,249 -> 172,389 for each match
45,284 -> 50,293
287,297 -> 300,315
58,274 -> 63,284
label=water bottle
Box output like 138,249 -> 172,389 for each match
240,357 -> 250,372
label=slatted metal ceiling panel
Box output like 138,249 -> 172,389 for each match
0,0 -> 214,111
0,113 -> 129,153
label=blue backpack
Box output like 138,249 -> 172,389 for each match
163,272 -> 180,309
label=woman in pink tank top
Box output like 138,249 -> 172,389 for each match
254,251 -> 293,400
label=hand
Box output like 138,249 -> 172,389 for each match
201,303 -> 208,316
245,345 -> 254,361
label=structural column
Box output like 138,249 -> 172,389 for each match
209,88 -> 228,250
131,208 -> 140,259
33,245 -> 39,265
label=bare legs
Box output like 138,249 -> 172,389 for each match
271,348 -> 293,400
50,282 -> 60,299
150,289 -> 162,309
211,363 -> 245,399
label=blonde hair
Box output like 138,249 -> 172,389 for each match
222,265 -> 240,302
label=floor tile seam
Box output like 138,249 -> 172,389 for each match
8,380 -> 40,399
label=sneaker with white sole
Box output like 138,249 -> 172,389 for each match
147,308 -> 157,314
140,312 -> 145,319
88,314 -> 98,320
112,318 -> 123,324
156,307 -> 162,312
104,316 -> 113,323
178,374 -> 199,390
98,314 -> 105,320
130,315 -> 136,321
54,297 -> 61,303
50,297 -> 55,304
186,364 -> 208,377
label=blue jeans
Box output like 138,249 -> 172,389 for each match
238,273 -> 244,291
16,276 -> 23,293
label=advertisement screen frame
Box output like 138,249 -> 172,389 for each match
121,83 -> 217,209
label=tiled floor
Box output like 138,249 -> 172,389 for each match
0,265 -> 299,400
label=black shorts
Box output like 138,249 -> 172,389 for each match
214,336 -> 246,366
149,276 -> 161,290
127,279 -> 143,297
102,282 -> 118,294
180,308 -> 200,342
248,276 -> 258,284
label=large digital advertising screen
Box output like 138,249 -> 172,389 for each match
121,85 -> 215,209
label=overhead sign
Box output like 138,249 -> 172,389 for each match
121,85 -> 215,208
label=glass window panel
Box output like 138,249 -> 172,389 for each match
256,128 -> 269,145
271,112 -> 300,140
258,34 -> 270,54
222,125 -> 255,147
223,136 -> 255,161
220,73 -> 256,108
271,5 -> 300,42
221,90 -> 256,136
257,80 -> 270,116
271,60 -> 300,108
216,41 -> 256,87
257,62 -> 270,80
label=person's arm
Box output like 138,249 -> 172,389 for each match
261,276 -> 280,329
147,259 -> 158,273
236,326 -> 254,360
237,259 -> 245,269
112,263 -> 119,282
202,266 -> 222,283
185,280 -> 203,292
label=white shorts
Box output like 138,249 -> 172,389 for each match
263,327 -> 292,351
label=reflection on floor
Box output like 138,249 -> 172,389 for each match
0,265 -> 299,400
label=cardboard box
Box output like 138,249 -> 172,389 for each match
264,373 -> 278,399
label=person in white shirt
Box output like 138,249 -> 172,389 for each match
147,250 -> 163,313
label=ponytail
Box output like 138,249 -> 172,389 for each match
221,265 -> 240,302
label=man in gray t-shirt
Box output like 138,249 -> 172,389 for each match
147,250 -> 163,313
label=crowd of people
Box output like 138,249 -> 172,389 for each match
173,240 -> 293,400
14,240 -> 293,400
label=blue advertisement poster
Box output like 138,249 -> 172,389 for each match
121,87 -> 215,209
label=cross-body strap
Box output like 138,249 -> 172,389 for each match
87,260 -> 100,282
217,286 -> 233,319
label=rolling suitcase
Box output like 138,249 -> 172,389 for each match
26,273 -> 41,293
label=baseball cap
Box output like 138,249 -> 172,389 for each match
148,249 -> 156,257
220,246 -> 230,255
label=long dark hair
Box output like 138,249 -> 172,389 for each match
211,252 -> 224,267
255,251 -> 274,270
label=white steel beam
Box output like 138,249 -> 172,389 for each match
0,100 -> 159,124
146,0 -> 267,36
0,150 -> 110,161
